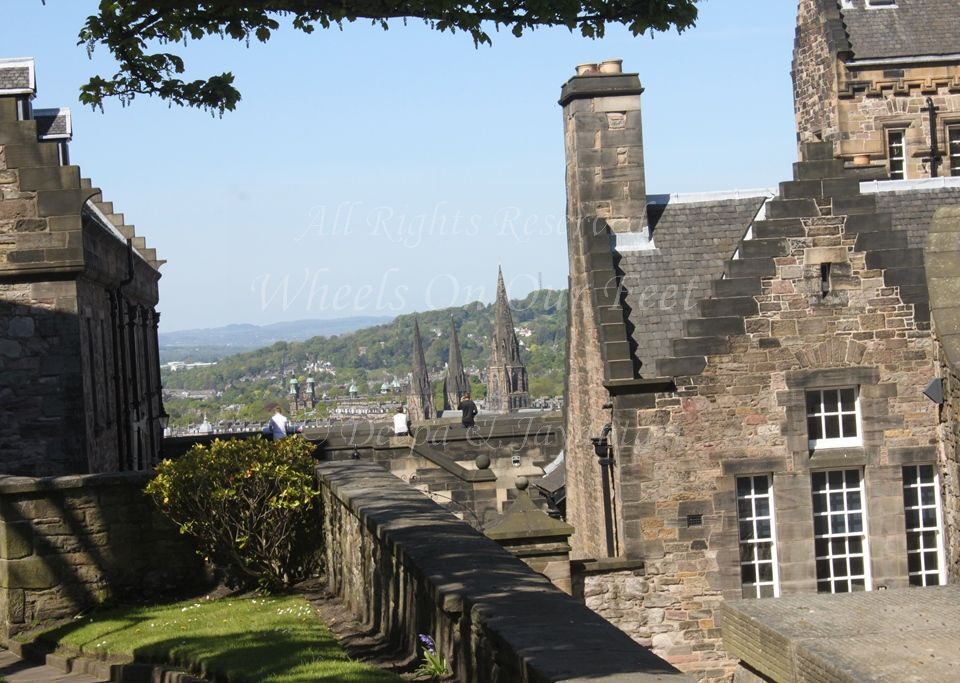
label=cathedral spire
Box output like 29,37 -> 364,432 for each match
444,317 -> 470,410
486,268 -> 530,412
407,316 -> 435,421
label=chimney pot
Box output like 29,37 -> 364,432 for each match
576,63 -> 599,76
599,59 -> 623,74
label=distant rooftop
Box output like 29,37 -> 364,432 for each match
840,0 -> 960,62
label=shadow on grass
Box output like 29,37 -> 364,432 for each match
29,600 -> 403,683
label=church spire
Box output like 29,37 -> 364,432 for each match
486,268 -> 530,412
407,316 -> 435,421
444,317 -> 470,410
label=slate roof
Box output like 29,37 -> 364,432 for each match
33,108 -> 71,140
840,0 -> 960,61
615,196 -> 766,374
0,58 -> 34,94
872,186 -> 960,249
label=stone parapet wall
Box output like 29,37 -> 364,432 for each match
318,460 -> 692,682
164,415 -> 561,528
0,471 -> 206,638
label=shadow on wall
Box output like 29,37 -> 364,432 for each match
320,461 -> 692,682
0,299 -> 163,476
0,472 -> 207,638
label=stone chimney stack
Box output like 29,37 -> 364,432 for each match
560,60 -> 648,242
558,61 -> 647,560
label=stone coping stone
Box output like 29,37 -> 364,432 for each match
318,460 -> 691,682
570,558 -> 646,575
163,413 -> 563,453
0,471 -> 152,495
721,586 -> 960,683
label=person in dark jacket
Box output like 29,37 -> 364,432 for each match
458,393 -> 478,430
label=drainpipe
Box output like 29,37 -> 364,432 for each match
924,97 -> 942,178
591,423 -> 616,557
112,238 -> 136,469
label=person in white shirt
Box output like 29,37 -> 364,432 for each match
393,406 -> 411,436
269,407 -> 289,440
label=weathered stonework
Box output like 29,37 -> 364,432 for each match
318,460 -> 692,682
561,42 -> 958,678
0,58 -> 165,475
794,0 -> 960,178
926,205 -> 960,582
0,472 -> 206,638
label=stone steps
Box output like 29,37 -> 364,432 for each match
766,197 -> 821,219
652,142 -> 930,380
712,277 -> 762,297
725,258 -> 777,279
684,316 -> 747,338
740,238 -> 790,259
752,218 -> 805,239
699,296 -> 759,319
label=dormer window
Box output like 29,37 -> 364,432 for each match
866,0 -> 897,7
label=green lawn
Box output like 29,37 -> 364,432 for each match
31,595 -> 402,683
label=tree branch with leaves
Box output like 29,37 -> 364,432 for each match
77,0 -> 700,114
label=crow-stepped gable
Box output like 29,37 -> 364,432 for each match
0,58 -> 165,476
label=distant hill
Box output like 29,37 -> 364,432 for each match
159,316 -> 394,361
161,290 -> 567,422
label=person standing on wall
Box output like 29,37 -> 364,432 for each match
393,406 -> 411,436
458,393 -> 478,431
269,407 -> 289,440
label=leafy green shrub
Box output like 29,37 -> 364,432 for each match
146,436 -> 321,591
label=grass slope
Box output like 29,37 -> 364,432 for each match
33,595 -> 401,683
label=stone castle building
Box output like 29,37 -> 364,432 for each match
0,58 -> 165,476
795,0 -> 960,179
561,3 -> 960,680
406,316 -> 434,422
485,268 -> 530,412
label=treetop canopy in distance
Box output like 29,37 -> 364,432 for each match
78,0 -> 700,114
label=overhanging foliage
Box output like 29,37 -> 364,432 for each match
77,1 -> 700,114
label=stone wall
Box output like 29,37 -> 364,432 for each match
793,0 -> 844,145
926,205 -> 960,581
793,0 -> 960,177
836,76 -> 960,178
0,74 -> 164,476
0,471 -> 206,638
318,460 -> 692,682
560,67 -> 649,560
164,415 -> 563,529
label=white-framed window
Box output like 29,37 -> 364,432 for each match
812,469 -> 871,593
806,388 -> 861,449
736,474 -> 780,599
887,129 -> 906,179
902,465 -> 946,587
948,126 -> 960,177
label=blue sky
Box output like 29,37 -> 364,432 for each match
5,1 -> 797,332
